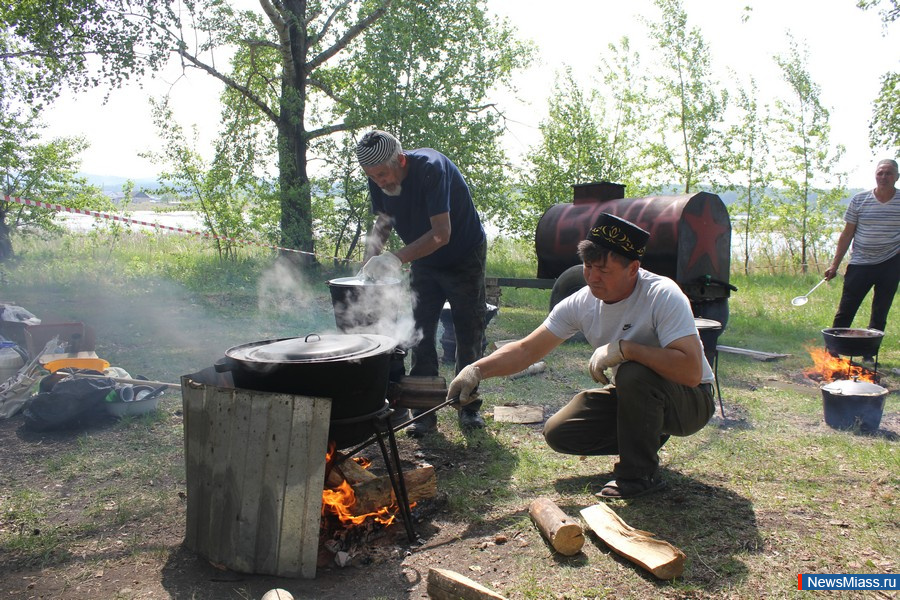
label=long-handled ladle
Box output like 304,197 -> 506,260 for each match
791,278 -> 827,306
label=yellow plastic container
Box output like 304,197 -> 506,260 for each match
44,357 -> 110,373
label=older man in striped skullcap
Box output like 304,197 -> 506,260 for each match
355,130 -> 488,436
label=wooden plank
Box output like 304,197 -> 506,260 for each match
231,389 -> 270,573
494,405 -> 544,424
484,277 -> 556,290
717,345 -> 790,361
181,377 -> 331,579
427,567 -> 509,600
580,503 -> 686,579
203,387 -> 235,564
254,393 -> 295,575
180,375 -> 206,552
278,394 -> 331,579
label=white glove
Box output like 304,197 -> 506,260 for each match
361,252 -> 401,281
589,340 -> 625,385
448,364 -> 482,406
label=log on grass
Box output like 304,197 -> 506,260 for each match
351,465 -> 436,515
528,497 -> 585,556
427,567 -> 509,600
580,503 -> 686,579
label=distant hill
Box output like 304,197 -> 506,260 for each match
80,174 -> 161,192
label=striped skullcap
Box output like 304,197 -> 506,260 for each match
356,130 -> 402,167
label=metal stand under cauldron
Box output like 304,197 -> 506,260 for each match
694,317 -> 725,418
331,402 -> 417,542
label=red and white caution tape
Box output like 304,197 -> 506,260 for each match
3,194 -> 316,257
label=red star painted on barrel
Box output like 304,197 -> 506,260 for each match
683,201 -> 728,272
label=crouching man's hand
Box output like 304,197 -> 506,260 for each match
448,364 -> 482,406
589,340 -> 625,385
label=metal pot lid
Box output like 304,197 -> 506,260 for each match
229,334 -> 397,363
821,378 -> 887,396
327,276 -> 401,287
821,327 -> 884,339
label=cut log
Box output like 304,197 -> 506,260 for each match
427,567 -> 509,600
580,503 -> 686,579
507,361 -> 546,379
528,497 -> 585,556
350,465 -> 437,515
326,452 -> 378,488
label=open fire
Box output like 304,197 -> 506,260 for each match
322,443 -> 399,527
804,347 -> 878,383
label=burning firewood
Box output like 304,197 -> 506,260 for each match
325,452 -> 378,488
323,457 -> 437,522
351,465 -> 436,515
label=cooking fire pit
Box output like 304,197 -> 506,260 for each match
815,328 -> 888,432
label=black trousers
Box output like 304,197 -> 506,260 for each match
408,241 -> 487,410
542,362 -> 715,479
832,253 -> 900,333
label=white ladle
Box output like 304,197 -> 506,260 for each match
791,278 -> 827,306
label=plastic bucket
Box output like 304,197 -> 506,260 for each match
0,345 -> 26,382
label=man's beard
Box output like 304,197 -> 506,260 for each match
381,184 -> 402,197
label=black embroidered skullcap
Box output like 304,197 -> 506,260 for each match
356,130 -> 402,167
586,213 -> 650,261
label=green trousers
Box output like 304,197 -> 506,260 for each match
542,361 -> 715,479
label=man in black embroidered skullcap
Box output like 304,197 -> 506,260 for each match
447,213 -> 716,499
355,130 -> 488,435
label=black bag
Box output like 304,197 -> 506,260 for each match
23,371 -> 116,431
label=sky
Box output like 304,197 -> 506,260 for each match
39,0 -> 897,188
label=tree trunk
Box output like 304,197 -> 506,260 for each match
0,212 -> 13,262
278,0 -> 316,266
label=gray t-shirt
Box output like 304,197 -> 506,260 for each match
543,268 -> 715,384
845,189 -> 900,265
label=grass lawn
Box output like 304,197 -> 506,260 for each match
0,233 -> 896,599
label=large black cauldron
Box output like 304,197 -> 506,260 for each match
821,328 -> 884,357
216,333 -> 397,447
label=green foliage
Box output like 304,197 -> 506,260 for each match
516,70 -> 610,238
858,1 -> 899,152
870,71 -> 900,152
642,0 -> 728,193
309,133 -> 372,267
722,78 -> 774,275
516,38 -> 656,239
3,0 -> 533,259
0,0 -> 176,107
0,109 -> 107,260
769,35 -> 847,273
143,99 -> 278,261
343,0 -> 533,228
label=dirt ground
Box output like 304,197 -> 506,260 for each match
0,406 -> 614,600
2,274 -> 897,600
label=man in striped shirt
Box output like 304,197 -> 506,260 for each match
824,159 -> 900,342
